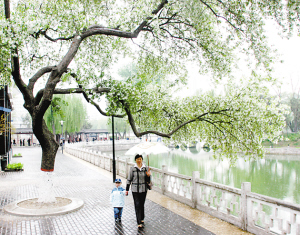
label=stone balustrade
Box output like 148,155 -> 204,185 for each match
64,144 -> 300,235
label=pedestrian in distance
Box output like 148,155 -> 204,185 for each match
126,154 -> 152,228
110,178 -> 126,223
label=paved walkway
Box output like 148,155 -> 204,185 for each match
0,147 -> 250,235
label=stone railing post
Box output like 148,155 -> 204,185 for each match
241,182 -> 251,231
161,165 -> 168,194
110,156 -> 112,172
116,157 -> 119,175
192,171 -> 200,209
125,158 -> 130,179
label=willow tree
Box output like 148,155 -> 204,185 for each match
1,0 -> 298,171
44,94 -> 88,138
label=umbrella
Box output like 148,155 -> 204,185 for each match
125,142 -> 170,189
125,142 -> 170,156
125,142 -> 170,167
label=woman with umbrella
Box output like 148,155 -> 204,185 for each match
125,154 -> 151,228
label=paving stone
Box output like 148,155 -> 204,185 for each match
0,147 -> 214,235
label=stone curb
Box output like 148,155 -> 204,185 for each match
3,197 -> 84,217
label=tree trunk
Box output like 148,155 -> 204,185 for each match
33,118 -> 59,171
51,106 -> 56,136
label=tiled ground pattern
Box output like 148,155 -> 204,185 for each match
0,147 -> 214,235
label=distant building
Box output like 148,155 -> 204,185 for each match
0,86 -> 13,170
10,85 -> 28,128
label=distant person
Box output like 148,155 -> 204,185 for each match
27,138 -> 30,146
110,178 -> 126,223
126,154 -> 152,228
20,139 -> 22,146
13,139 -> 16,146
23,139 -> 25,146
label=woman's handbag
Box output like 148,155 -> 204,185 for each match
146,155 -> 153,190
147,181 -> 153,190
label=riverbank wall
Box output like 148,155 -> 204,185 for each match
265,146 -> 300,155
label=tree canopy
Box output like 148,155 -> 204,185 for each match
1,0 -> 299,169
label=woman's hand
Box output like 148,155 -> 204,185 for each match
146,168 -> 151,177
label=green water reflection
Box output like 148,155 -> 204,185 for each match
114,149 -> 300,205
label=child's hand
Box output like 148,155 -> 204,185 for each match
125,191 -> 128,196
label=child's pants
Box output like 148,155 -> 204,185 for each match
114,207 -> 123,219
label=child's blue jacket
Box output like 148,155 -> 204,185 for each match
110,186 -> 125,207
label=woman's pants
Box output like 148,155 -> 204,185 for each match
132,192 -> 147,225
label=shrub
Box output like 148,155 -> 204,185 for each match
6,163 -> 23,170
283,133 -> 300,141
13,153 -> 22,157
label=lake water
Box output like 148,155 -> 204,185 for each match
107,148 -> 300,205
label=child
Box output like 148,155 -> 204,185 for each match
110,178 -> 125,222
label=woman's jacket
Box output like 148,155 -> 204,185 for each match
126,165 -> 150,193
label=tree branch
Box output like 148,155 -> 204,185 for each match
123,103 -> 171,138
4,0 -> 32,111
34,87 -> 110,105
28,66 -> 57,91
43,31 -> 75,42
78,89 -> 125,118
199,0 -> 244,33
81,0 -> 169,39
30,28 -> 75,42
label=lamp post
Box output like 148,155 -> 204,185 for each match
112,116 -> 116,182
60,120 -> 64,154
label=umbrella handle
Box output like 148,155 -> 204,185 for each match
147,155 -> 149,167
147,155 -> 151,172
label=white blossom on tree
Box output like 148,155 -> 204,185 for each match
0,0 -> 298,170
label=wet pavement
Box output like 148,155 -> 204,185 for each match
0,147 -> 215,235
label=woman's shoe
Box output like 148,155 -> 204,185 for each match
138,224 -> 143,228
